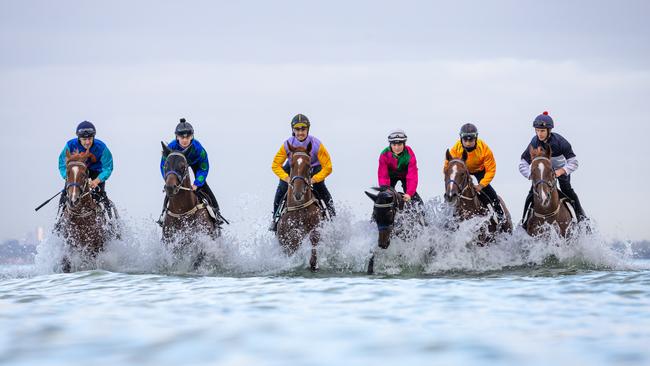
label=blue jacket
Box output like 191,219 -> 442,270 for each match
58,138 -> 113,182
160,139 -> 210,187
521,133 -> 576,165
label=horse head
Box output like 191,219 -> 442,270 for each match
287,142 -> 313,203
65,149 -> 91,207
365,186 -> 403,249
529,143 -> 556,209
444,149 -> 471,204
161,141 -> 191,197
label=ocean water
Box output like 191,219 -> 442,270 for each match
1,199 -> 649,366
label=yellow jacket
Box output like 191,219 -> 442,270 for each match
271,137 -> 333,183
444,138 -> 496,187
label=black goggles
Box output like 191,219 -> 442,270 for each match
76,128 -> 96,137
460,133 -> 477,141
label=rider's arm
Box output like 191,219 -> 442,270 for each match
58,145 -> 68,179
193,147 -> 209,187
97,146 -> 113,182
518,159 -> 531,179
312,144 -> 332,183
378,152 -> 391,187
405,148 -> 418,196
564,157 -> 579,175
271,144 -> 289,181
479,145 -> 496,187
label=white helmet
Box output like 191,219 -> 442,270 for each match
387,129 -> 407,143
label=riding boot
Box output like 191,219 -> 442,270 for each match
522,190 -> 534,228
157,195 -> 169,227
269,195 -> 286,232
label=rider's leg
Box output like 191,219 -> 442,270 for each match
480,184 -> 505,219
558,175 -> 586,221
312,181 -> 335,217
523,187 -> 533,224
196,183 -> 220,212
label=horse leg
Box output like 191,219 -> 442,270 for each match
367,253 -> 375,275
309,229 -> 320,272
61,256 -> 71,273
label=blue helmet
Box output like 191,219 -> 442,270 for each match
533,111 -> 554,129
76,121 -> 96,138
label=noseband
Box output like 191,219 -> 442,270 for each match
445,159 -> 475,201
65,161 -> 91,201
531,156 -> 557,198
288,152 -> 313,193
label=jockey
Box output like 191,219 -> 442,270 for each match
57,120 -> 114,218
160,118 -> 222,222
519,111 -> 586,222
270,114 -> 335,230
378,129 -> 422,204
444,123 -> 506,222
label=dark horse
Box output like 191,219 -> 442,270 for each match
444,149 -> 512,243
276,143 -> 322,271
364,186 -> 424,274
58,150 -> 117,271
160,142 -> 218,262
525,143 -> 575,237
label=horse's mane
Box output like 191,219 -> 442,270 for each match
530,141 -> 552,158
66,150 -> 90,163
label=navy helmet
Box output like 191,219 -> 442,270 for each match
76,120 -> 96,138
533,111 -> 554,129
175,118 -> 194,136
291,114 -> 310,129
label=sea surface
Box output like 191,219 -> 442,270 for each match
1,203 -> 649,366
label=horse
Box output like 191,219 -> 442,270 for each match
443,149 -> 512,244
276,143 -> 322,271
364,185 -> 425,274
57,150 -> 116,271
160,142 -> 218,263
525,143 -> 575,237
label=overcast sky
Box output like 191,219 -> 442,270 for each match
1,0 -> 649,241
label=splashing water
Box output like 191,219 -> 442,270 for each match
22,193 -> 642,278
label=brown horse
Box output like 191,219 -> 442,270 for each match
526,144 -> 575,237
444,149 -> 512,243
276,143 -> 322,271
160,142 -> 218,261
58,150 -> 115,271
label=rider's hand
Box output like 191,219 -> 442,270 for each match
192,184 -> 198,191
403,194 -> 412,202
555,168 -> 566,178
474,184 -> 484,192
89,178 -> 101,189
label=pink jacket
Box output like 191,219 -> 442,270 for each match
377,145 -> 418,196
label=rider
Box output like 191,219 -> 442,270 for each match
270,114 -> 335,230
519,111 -> 586,223
57,120 -> 114,218
444,123 -> 506,223
377,129 -> 422,204
160,118 -> 222,224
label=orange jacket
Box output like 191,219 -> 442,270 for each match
444,138 -> 496,187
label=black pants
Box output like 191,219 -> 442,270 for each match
59,170 -> 112,215
195,183 -> 220,212
388,177 -> 423,205
273,163 -> 335,217
523,173 -> 586,221
472,170 -> 505,218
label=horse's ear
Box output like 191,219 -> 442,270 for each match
306,141 -> 312,154
462,150 -> 468,161
365,191 -> 378,202
161,141 -> 171,158
445,149 -> 452,161
65,149 -> 71,161
528,144 -> 535,158
371,186 -> 382,192
543,142 -> 552,158
287,144 -> 295,153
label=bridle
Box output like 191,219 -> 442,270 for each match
373,188 -> 403,231
164,152 -> 192,195
64,160 -> 96,217
531,156 -> 557,199
530,156 -> 562,218
286,151 -> 316,211
445,159 -> 476,202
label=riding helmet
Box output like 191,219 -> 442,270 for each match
387,129 -> 408,143
533,111 -> 554,129
459,123 -> 478,139
175,118 -> 194,136
291,114 -> 310,129
76,120 -> 96,138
